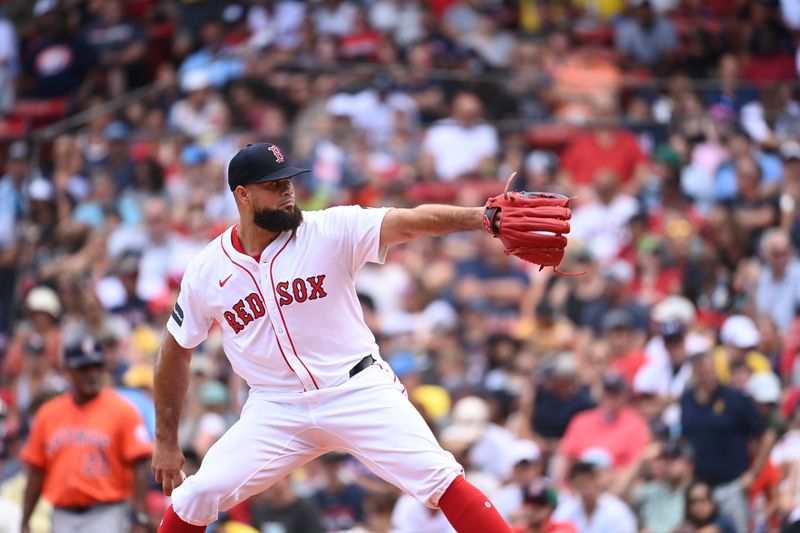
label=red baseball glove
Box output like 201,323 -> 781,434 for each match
483,173 -> 573,272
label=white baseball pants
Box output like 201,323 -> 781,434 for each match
171,362 -> 463,526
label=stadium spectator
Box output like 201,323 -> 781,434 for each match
681,350 -> 771,533
551,461 -> 637,533
19,336 -> 153,533
553,372 -> 651,482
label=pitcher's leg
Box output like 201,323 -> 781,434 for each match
165,399 -> 324,528
321,365 -> 512,532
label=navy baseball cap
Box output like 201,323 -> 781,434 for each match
227,143 -> 309,191
63,337 -> 105,369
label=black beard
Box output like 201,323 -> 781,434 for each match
253,205 -> 303,232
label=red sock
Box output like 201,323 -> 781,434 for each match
438,476 -> 513,533
157,505 -> 206,533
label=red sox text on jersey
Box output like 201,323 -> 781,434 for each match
223,276 -> 328,333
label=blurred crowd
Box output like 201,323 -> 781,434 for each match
2,0 -> 800,532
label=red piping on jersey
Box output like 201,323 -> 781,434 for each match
219,233 -> 306,392
231,224 -> 262,262
269,230 -> 320,390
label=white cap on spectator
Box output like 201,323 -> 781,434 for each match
34,0 -> 58,16
508,439 -> 541,465
326,94 -> 353,117
720,315 -> 760,349
603,260 -> 634,284
439,424 -> 483,454
524,150 -> 558,175
685,334 -> 713,356
452,396 -> 490,427
28,177 -> 54,202
746,372 -> 781,404
652,296 -> 696,325
579,446 -> 613,470
181,69 -> 212,92
26,286 -> 62,318
780,140 -> 800,161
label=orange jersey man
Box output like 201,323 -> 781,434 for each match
20,337 -> 153,533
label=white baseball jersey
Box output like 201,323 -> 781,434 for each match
167,205 -> 392,394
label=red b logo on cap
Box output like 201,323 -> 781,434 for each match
268,145 -> 284,163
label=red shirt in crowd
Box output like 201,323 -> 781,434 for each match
560,130 -> 648,185
560,407 -> 651,468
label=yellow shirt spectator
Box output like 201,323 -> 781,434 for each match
712,346 -> 772,385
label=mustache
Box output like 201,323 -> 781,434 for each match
252,205 -> 303,232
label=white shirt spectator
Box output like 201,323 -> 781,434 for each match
553,492 -> 637,533
314,1 -> 358,37
247,1 -> 306,50
328,90 -> 419,147
169,95 -> 229,143
633,358 -> 693,399
569,194 -> 638,265
469,424 -> 519,480
422,119 -> 499,181
755,260 -> 800,333
391,493 -> 454,533
368,0 -> 425,47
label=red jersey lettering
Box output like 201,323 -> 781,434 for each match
307,275 -> 327,300
224,311 -> 245,333
292,278 -> 308,303
276,281 -> 293,306
233,300 -> 254,325
245,293 -> 265,318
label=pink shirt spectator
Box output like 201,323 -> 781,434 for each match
559,406 -> 651,468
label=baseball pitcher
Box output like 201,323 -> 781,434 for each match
152,143 -> 571,533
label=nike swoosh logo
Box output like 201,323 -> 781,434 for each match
219,274 -> 233,287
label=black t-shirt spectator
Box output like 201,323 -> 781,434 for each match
25,37 -> 96,98
532,384 -> 596,439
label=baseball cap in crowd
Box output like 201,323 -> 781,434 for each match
25,286 -> 61,318
180,69 -> 212,93
388,352 -> 418,379
659,320 -> 686,341
104,121 -> 130,142
541,351 -> 578,379
603,260 -> 634,284
652,296 -> 696,325
603,309 -> 634,332
746,372 -> 781,404
28,177 -> 54,202
661,439 -> 694,461
7,141 -> 28,160
227,143 -> 309,191
63,337 -> 105,369
602,371 -> 627,394
524,150 -> 558,175
780,140 -> 800,161
720,315 -> 760,349
580,446 -> 614,470
508,439 -> 541,466
522,480 -> 558,507
181,145 -> 208,167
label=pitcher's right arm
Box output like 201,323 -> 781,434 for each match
152,331 -> 193,496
